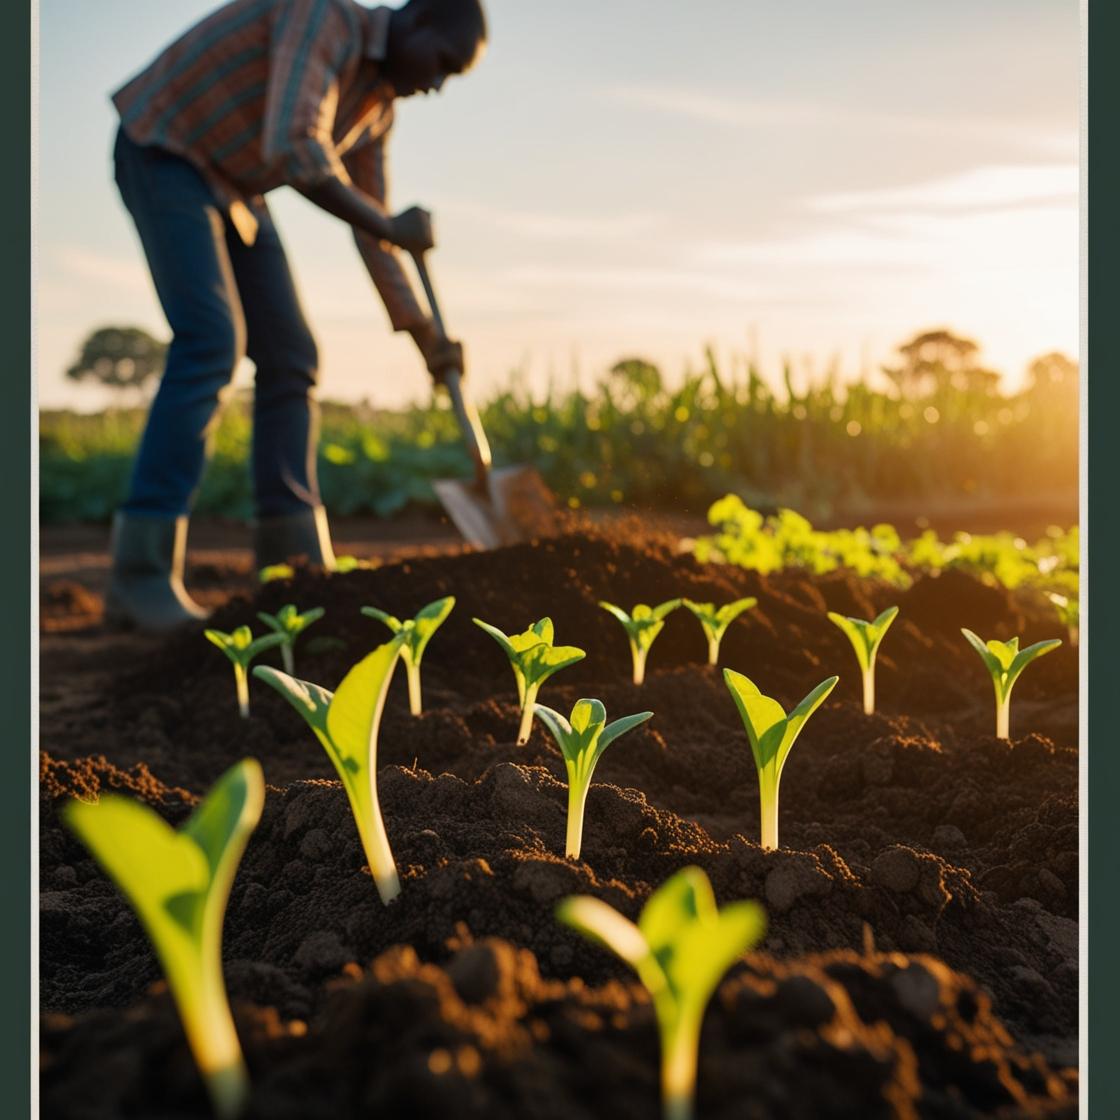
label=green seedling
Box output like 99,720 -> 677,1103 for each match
961,629 -> 1062,739
362,596 -> 456,715
558,867 -> 766,1120
473,617 -> 586,743
599,599 -> 682,684
1047,592 -> 1079,646
257,604 -> 325,676
534,699 -> 653,859
254,636 -> 407,903
258,563 -> 295,584
205,626 -> 287,719
63,759 -> 264,1120
681,597 -> 758,665
723,671 -> 839,850
334,555 -> 377,573
826,606 -> 899,715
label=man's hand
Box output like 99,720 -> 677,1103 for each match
409,319 -> 464,382
389,206 -> 435,255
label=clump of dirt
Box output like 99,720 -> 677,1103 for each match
41,936 -> 1076,1120
38,526 -> 1080,1114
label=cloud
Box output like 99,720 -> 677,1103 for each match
602,82 -> 1076,153
808,163 -> 1078,215
439,200 -> 663,241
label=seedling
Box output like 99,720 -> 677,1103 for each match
473,617 -> 586,743
1047,592 -> 1079,646
63,759 -> 264,1120
258,563 -> 295,584
534,699 -> 653,859
362,596 -> 456,715
826,606 -> 899,715
334,555 -> 377,573
961,629 -> 1062,739
723,671 -> 839,850
599,599 -> 682,684
681,597 -> 758,665
257,604 -> 325,676
558,867 -> 766,1120
255,636 -> 407,903
205,626 -> 286,718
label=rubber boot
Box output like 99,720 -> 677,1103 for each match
253,506 -> 337,571
104,512 -> 210,632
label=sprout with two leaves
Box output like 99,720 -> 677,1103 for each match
558,867 -> 766,1120
473,617 -> 586,743
681,597 -> 757,665
256,604 -> 325,676
254,636 -> 407,903
724,671 -> 839,850
826,606 -> 899,715
63,759 -> 264,1120
205,626 -> 287,719
600,599 -> 682,685
535,699 -> 653,859
362,596 -> 456,715
961,629 -> 1062,739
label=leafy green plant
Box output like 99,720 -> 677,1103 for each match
63,759 -> 264,1120
254,637 -> 407,903
362,596 -> 456,715
826,606 -> 899,715
473,617 -> 586,743
257,604 -> 325,676
723,671 -> 839,850
534,699 -> 653,858
258,563 -> 295,584
961,629 -> 1062,739
1047,592 -> 1079,646
681,597 -> 757,665
599,599 -> 682,684
205,626 -> 286,719
558,867 -> 766,1120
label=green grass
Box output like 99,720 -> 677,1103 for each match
39,351 -> 1077,524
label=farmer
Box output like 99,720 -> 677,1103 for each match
105,0 -> 487,631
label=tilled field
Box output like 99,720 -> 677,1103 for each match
38,529 -> 1079,1118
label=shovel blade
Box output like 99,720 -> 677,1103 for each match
433,465 -> 557,549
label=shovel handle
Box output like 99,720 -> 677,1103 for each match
411,251 -> 492,491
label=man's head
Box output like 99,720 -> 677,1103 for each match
384,0 -> 487,97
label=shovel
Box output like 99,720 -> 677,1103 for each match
410,250 -> 557,549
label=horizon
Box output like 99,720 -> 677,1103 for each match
36,0 -> 1080,412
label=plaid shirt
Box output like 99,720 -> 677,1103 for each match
113,0 -> 424,331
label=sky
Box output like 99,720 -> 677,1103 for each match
35,0 -> 1080,412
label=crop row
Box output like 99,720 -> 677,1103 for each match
62,594 -> 1062,1119
40,347 -> 1075,523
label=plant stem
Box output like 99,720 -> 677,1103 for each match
169,957 -> 249,1120
518,682 -> 540,744
660,1019 -> 699,1120
234,664 -> 250,719
996,695 -> 1010,740
281,642 -> 294,676
862,664 -> 875,716
566,780 -> 589,859
707,634 -> 720,666
360,808 -> 401,905
759,774 -> 780,851
632,642 -> 647,686
406,660 -> 423,716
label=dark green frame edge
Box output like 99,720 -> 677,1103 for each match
2,0 -> 31,1114
1089,0 -> 1115,1114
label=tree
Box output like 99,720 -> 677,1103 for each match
1026,351 -> 1078,393
65,326 -> 167,400
605,357 -> 663,407
881,328 -> 1000,398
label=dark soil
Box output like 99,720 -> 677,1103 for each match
39,526 -> 1079,1117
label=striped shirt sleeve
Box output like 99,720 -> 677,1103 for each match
261,0 -> 351,187
343,131 -> 427,332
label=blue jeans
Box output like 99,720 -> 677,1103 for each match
113,126 -> 322,518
